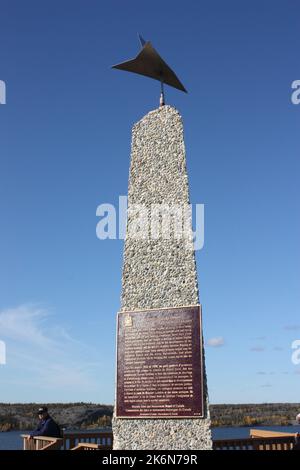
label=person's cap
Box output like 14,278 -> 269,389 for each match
37,406 -> 48,414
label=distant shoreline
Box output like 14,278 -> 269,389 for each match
1,402 -> 299,431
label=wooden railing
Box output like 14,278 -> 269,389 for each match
71,442 -> 105,450
63,431 -> 113,450
250,429 -> 296,438
21,435 -> 63,450
21,431 -> 113,451
22,429 -> 296,451
213,435 -> 296,450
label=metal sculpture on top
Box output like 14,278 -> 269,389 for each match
112,34 -> 187,106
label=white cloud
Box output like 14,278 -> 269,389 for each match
206,337 -> 225,347
0,304 -> 50,347
0,304 -> 101,395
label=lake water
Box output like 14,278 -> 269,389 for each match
0,431 -> 29,450
212,424 -> 300,440
1,425 -> 300,450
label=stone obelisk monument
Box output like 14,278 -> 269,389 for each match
112,36 -> 212,450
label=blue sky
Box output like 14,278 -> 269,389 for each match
0,0 -> 299,405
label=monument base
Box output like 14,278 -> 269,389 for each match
112,416 -> 212,450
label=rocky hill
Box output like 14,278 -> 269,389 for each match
0,402 -> 299,431
0,403 -> 113,432
210,403 -> 300,427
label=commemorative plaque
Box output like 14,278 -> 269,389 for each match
116,305 -> 203,418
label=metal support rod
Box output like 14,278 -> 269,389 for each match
160,80 -> 165,107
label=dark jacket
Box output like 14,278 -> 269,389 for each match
30,415 -> 61,438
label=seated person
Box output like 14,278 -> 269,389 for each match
28,406 -> 61,439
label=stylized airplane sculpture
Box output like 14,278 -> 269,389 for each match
112,34 -> 187,105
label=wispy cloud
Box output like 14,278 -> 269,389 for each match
250,346 -> 265,352
0,305 -> 51,347
273,346 -> 284,351
283,325 -> 300,331
0,304 -> 101,395
206,337 -> 225,347
257,371 -> 277,376
261,383 -> 272,388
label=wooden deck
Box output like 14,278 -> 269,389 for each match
21,431 -> 113,450
213,436 -> 295,450
213,428 -> 297,450
22,428 -> 298,451
250,429 -> 296,438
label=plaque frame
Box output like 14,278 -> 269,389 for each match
115,304 -> 204,419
